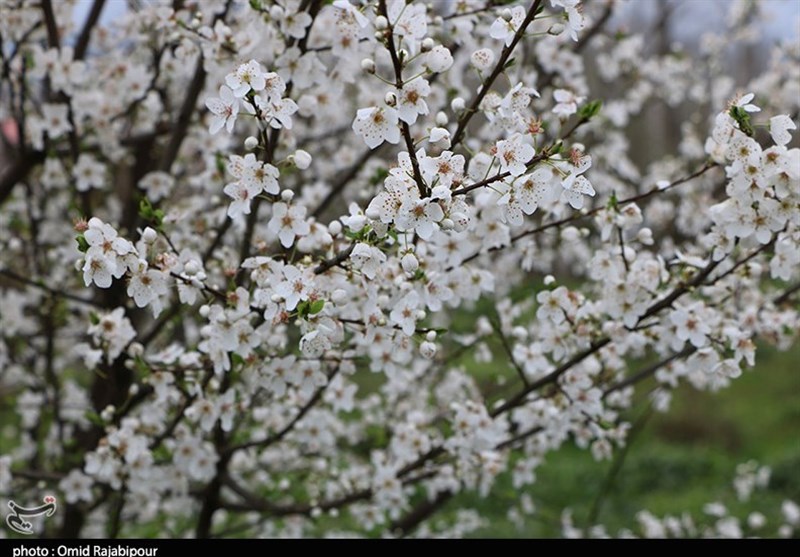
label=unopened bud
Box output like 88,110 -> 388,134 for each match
637,227 -> 654,245
361,58 -> 376,74
501,8 -> 513,21
401,253 -> 419,273
374,15 -> 388,30
421,38 -> 435,52
269,5 -> 283,20
331,289 -> 348,304
385,91 -> 397,106
512,326 -> 528,340
128,342 -> 144,358
451,97 -> 466,112
142,227 -> 158,243
328,220 -> 342,236
281,189 -> 294,202
244,136 -> 259,150
101,405 -> 115,421
293,149 -> 312,170
420,341 -> 437,359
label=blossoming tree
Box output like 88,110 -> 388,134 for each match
0,0 -> 798,538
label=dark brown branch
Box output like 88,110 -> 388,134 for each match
604,345 -> 697,397
0,267 -> 104,307
391,490 -> 453,537
40,0 -> 60,49
451,147 -> 553,197
457,161 -> 718,266
491,316 -> 529,387
0,152 -> 45,206
607,275 -> 800,397
312,146 -> 384,219
537,2 -> 616,91
238,1 -> 322,265
706,236 -> 778,285
774,282 -> 800,306
450,0 -> 543,149
378,0 -> 427,197
74,0 -> 106,60
225,368 -> 339,455
158,56 -> 206,173
490,338 -> 611,417
314,243 -> 355,275
574,2 -> 614,53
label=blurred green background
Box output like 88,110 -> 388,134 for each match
442,342 -> 800,537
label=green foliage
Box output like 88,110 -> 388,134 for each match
75,234 -> 90,253
729,105 -> 755,137
579,99 -> 603,120
344,225 -> 373,243
607,191 -> 619,211
295,299 -> 325,320
138,198 -> 165,229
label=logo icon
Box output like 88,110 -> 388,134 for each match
6,496 -> 57,535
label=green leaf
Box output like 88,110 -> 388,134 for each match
607,191 -> 619,211
139,198 -> 163,228
729,105 -> 754,137
139,198 -> 154,219
578,99 -> 603,120
76,234 -> 90,253
308,299 -> 325,315
296,300 -> 309,319
85,411 -> 104,426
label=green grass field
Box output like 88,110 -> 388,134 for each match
442,342 -> 800,537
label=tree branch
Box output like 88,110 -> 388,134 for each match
450,0 -> 543,149
74,0 -> 106,60
379,0 -> 427,198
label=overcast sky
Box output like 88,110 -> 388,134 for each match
72,0 -> 799,43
